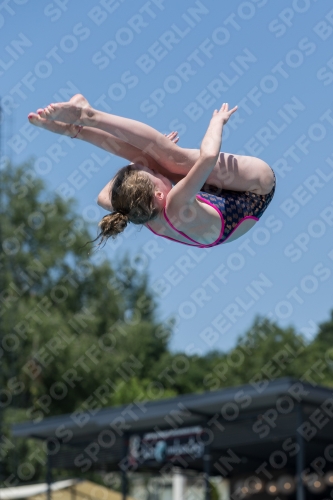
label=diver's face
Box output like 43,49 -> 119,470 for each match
132,165 -> 173,193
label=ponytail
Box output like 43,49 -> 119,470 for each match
98,211 -> 129,243
95,165 -> 158,246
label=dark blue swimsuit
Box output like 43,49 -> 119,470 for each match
147,170 -> 276,248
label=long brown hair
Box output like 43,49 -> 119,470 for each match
97,165 -> 158,244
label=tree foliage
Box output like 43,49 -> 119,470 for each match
0,162 -> 172,481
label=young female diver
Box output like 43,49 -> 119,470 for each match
28,94 -> 275,248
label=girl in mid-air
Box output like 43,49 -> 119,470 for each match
28,94 -> 275,248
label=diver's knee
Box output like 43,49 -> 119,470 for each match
259,164 -> 275,195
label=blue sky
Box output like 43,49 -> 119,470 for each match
2,0 -> 333,354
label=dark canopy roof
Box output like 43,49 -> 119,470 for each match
11,377 -> 333,475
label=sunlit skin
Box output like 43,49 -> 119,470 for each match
28,95 -> 275,245
132,164 -> 173,213
133,165 -> 173,191
32,94 -> 275,199
135,164 -> 225,245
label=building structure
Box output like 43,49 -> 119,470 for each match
11,378 -> 333,500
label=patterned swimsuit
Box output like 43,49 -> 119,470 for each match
147,170 -> 276,248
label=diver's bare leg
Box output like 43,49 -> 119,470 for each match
28,112 -> 184,183
39,95 -> 275,195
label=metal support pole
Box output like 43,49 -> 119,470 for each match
203,446 -> 211,500
121,434 -> 128,500
172,468 -> 186,500
70,485 -> 76,500
0,100 -> 4,487
296,406 -> 305,500
46,441 -> 53,500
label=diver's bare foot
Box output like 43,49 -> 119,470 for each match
37,94 -> 93,125
28,112 -> 82,138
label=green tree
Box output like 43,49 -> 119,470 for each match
314,310 -> 333,347
199,315 -> 333,391
0,162 -> 172,482
307,310 -> 333,387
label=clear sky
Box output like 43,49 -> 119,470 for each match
2,0 -> 333,355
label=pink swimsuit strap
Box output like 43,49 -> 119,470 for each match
147,195 -> 225,248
